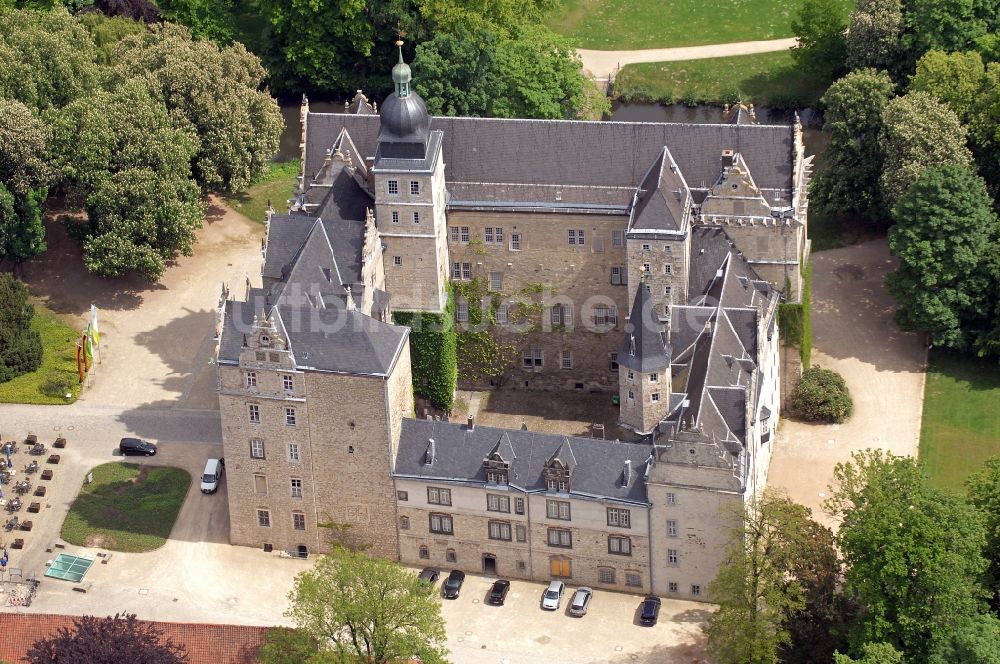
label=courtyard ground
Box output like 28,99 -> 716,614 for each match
455,388 -> 631,440
768,239 -> 927,527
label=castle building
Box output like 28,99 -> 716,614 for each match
215,48 -> 808,600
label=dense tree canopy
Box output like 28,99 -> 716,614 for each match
834,643 -> 905,664
0,98 -> 51,195
885,164 -> 998,350
965,456 -> 1000,611
791,0 -> 849,82
909,50 -> 987,121
0,273 -> 43,384
26,613 -> 188,663
286,547 -> 448,664
846,0 -> 904,73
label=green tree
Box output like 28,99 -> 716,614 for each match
0,9 -> 100,112
791,0 -> 849,82
285,547 -> 449,664
0,184 -> 47,264
927,614 -> 1000,664
879,91 -> 973,206
834,643 -> 905,664
0,273 -> 43,383
909,50 -> 988,121
902,0 -> 991,63
810,69 -> 895,223
789,365 -> 853,423
968,62 -> 1000,188
965,456 -> 1000,610
83,168 -> 204,280
704,490 -> 831,664
0,98 -> 51,195
846,0 -> 904,73
419,0 -> 556,36
885,164 -> 999,349
108,24 -> 283,192
258,627 -> 334,664
155,0 -> 236,43
825,450 -> 990,660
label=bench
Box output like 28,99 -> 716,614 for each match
11,539 -> 23,549
25,434 -> 37,445
46,455 -> 59,464
20,521 -> 32,532
72,582 -> 93,593
33,486 -> 45,497
53,437 -> 66,449
27,502 -> 40,514
40,469 -> 52,481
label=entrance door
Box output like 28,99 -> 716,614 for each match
483,554 -> 497,576
296,544 -> 309,559
549,556 -> 571,578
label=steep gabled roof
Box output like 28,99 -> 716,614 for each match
619,283 -> 669,372
629,146 -> 690,232
547,438 -> 578,471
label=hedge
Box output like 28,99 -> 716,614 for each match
778,260 -> 812,367
789,365 -> 853,424
392,289 -> 457,411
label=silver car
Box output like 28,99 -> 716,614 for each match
541,580 -> 565,610
567,586 -> 593,616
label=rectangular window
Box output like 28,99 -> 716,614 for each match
410,180 -> 419,195
516,524 -> 527,542
286,443 -> 299,462
667,520 -> 678,537
452,262 -> 472,280
429,513 -> 454,535
487,494 -> 510,513
282,374 -> 293,391
609,535 -> 632,556
667,549 -> 679,565
387,180 -> 398,195
427,487 -> 452,506
642,263 -> 651,273
495,305 -> 508,325
257,509 -> 270,527
668,581 -> 679,593
560,350 -> 572,370
625,572 -> 641,587
627,370 -> 634,380
567,229 -> 586,245
484,227 -> 494,243
667,492 -> 677,504
460,226 -> 470,243
663,244 -> 672,253
594,305 -> 618,327
627,390 -> 635,400
691,585 -> 702,596
290,478 -> 303,499
456,300 -> 469,323
547,477 -> 569,493
651,392 -> 660,402
610,265 -> 627,285
250,438 -> 265,459
400,516 -> 410,530
488,520 -> 512,541
612,230 -> 624,247
514,498 -> 525,515
393,256 -> 402,266
462,263 -> 472,280
292,512 -> 306,530
607,508 -> 631,528
419,547 -> 430,560
547,528 -> 572,548
248,404 -> 260,423
546,499 -> 571,521
650,373 -> 658,382
397,490 -> 408,501
609,352 -> 619,371
489,272 -> 502,291
494,227 -> 504,244
245,372 -> 257,387
664,285 -> 672,298
510,233 -> 521,251
550,305 -> 562,326
391,210 -> 399,224
412,211 -> 420,224
642,243 -> 651,251
487,469 -> 507,484
253,474 -> 267,495
598,568 -> 616,584
522,350 -> 543,368
450,226 -> 459,242
664,264 -> 672,275
284,407 -> 297,426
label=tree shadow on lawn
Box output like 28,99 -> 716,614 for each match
132,306 -> 218,409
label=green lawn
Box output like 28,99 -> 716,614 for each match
546,0 -> 853,50
613,51 -> 827,107
0,305 -> 82,405
61,463 -> 191,552
919,350 -> 1000,493
223,160 -> 300,225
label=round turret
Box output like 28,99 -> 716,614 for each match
379,41 -> 430,145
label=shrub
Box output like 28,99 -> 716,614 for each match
0,274 -> 42,383
790,366 -> 853,423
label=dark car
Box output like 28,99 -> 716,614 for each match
639,595 -> 662,626
442,569 -> 465,599
418,568 -> 441,586
119,437 -> 157,456
487,579 -> 510,605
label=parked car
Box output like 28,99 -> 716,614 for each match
639,596 -> 662,626
119,437 -> 156,456
487,579 -> 511,605
418,568 -> 441,586
442,570 -> 465,599
200,458 -> 225,494
540,580 -> 565,610
568,586 -> 593,617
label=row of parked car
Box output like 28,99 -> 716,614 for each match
417,568 -> 663,625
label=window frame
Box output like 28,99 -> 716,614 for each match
286,442 -> 300,462
409,180 -> 420,195
387,180 -> 399,195
598,567 -> 616,584
488,520 -> 512,541
607,507 -> 632,529
546,499 -> 571,521
250,438 -> 265,459
608,535 -> 632,556
282,374 -> 294,391
248,404 -> 260,424
292,512 -> 306,531
427,486 -> 452,506
667,548 -> 679,566
667,520 -> 678,537
509,233 -> 521,251
256,509 -> 270,528
429,512 -> 454,535
489,272 -> 502,291
284,407 -> 297,426
486,494 -> 511,513
245,372 -> 257,388
290,478 -> 303,499
546,527 -> 572,548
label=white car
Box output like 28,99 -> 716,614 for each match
200,458 -> 225,494
568,586 -> 593,617
541,580 -> 565,610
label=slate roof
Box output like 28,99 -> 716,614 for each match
0,614 -> 268,664
304,114 -> 795,204
395,419 -> 654,504
218,296 -> 408,376
628,146 -> 691,232
619,283 -> 669,372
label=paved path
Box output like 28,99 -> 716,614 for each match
768,239 -> 928,528
577,37 -> 798,81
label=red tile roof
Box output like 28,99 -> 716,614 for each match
0,613 -> 269,663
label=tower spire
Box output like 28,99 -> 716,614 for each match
391,39 -> 411,98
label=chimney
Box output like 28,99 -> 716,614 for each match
467,414 -> 475,431
721,149 -> 735,168
622,459 -> 632,486
424,438 -> 435,466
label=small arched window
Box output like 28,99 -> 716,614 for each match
418,545 -> 429,560
446,548 -> 457,563
399,516 -> 410,530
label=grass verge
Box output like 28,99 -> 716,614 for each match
613,51 -> 827,108
0,304 -> 82,405
546,0 -> 853,50
61,463 -> 191,552
223,160 -> 300,225
919,350 -> 1000,493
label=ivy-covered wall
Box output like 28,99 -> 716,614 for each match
392,290 -> 457,411
778,260 -> 813,366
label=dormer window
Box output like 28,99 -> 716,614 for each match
487,469 -> 508,485
484,447 -> 510,485
260,335 -> 270,347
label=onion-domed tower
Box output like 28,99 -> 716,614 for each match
374,42 -> 450,313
